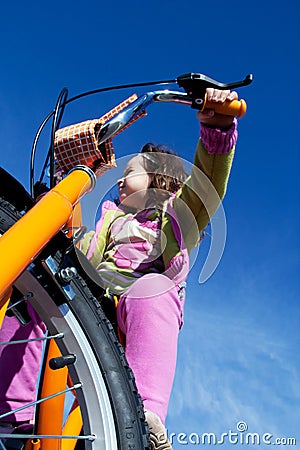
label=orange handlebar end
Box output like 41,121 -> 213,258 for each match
203,97 -> 247,118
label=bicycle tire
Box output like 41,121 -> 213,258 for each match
0,196 -> 150,450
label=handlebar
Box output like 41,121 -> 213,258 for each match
98,86 -> 249,146
33,72 -> 253,194
98,72 -> 253,145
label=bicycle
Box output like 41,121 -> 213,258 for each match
0,71 -> 253,450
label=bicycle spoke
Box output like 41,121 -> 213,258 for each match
0,433 -> 95,441
0,333 -> 63,346
0,383 -> 81,421
6,293 -> 33,311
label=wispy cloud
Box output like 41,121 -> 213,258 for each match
167,294 -> 300,447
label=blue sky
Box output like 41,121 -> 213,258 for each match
1,0 -> 299,448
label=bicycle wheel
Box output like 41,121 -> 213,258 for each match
0,197 -> 150,450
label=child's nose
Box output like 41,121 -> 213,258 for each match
117,177 -> 124,187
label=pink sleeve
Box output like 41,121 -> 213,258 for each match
200,118 -> 238,154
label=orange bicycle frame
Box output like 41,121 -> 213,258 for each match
0,168 -> 93,301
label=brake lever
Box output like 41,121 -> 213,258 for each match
177,72 -> 253,109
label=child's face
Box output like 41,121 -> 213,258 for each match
117,155 -> 151,210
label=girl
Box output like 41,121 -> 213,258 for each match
81,88 -> 239,449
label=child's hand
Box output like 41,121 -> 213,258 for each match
197,88 -> 238,129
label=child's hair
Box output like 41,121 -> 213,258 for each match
140,143 -> 187,200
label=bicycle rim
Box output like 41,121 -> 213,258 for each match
0,197 -> 150,450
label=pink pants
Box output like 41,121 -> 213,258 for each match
117,273 -> 185,424
0,305 -> 46,422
